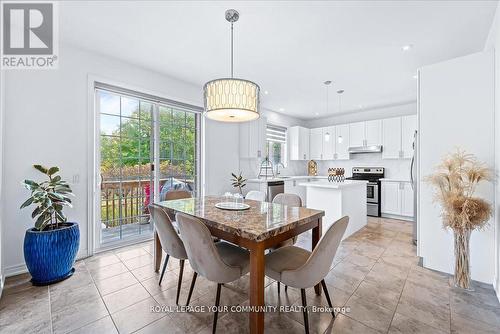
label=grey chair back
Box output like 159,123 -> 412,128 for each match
149,204 -> 187,260
245,190 -> 266,202
282,216 -> 349,289
176,213 -> 242,283
273,193 -> 302,207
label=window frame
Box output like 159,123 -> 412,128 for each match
266,123 -> 288,167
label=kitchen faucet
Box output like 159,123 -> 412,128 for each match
275,162 -> 285,176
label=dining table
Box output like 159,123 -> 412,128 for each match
153,195 -> 325,334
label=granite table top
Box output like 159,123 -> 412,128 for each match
156,196 -> 325,242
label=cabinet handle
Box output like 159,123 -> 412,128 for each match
320,153 -> 323,160
257,150 -> 261,158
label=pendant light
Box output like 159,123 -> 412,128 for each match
337,89 -> 345,143
203,9 -> 260,122
323,81 -> 332,141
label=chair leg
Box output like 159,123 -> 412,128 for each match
285,285 -> 288,292
186,272 -> 198,306
277,281 -> 281,294
321,280 -> 335,318
212,283 -> 222,334
158,254 -> 170,286
301,289 -> 309,334
176,259 -> 185,305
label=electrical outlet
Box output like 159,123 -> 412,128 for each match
72,174 -> 80,184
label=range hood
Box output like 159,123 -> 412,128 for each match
348,145 -> 383,154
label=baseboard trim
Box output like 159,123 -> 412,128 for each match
4,248 -> 88,278
381,213 -> 414,222
495,275 -> 500,302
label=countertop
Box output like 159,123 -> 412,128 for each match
380,178 -> 411,183
247,175 -> 328,183
297,180 -> 368,189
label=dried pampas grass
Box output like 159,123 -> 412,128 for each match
426,149 -> 492,232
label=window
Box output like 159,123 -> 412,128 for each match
96,83 -> 201,246
266,124 -> 287,166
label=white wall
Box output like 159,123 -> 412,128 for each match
2,44 -> 237,276
418,51 -> 495,284
0,66 -> 5,295
304,101 -> 416,128
484,0 -> 500,297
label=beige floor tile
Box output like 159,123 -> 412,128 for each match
135,315 -> 186,334
88,261 -> 129,281
450,312 -> 500,334
264,311 -> 306,334
343,249 -> 378,268
389,312 -> 448,334
353,280 -> 401,311
103,282 -> 151,314
329,313 -> 382,334
402,280 -> 449,307
69,315 -> 117,334
170,294 -> 223,333
52,296 -> 109,334
450,292 -> 500,327
131,263 -> 164,282
140,269 -> 189,295
344,295 -> 394,332
84,253 -> 121,270
122,254 -> 154,271
111,297 -> 165,334
49,263 -> 94,294
324,260 -> 370,294
94,271 -> 139,296
50,281 -> 102,313
115,247 -> 150,261
264,283 -> 301,307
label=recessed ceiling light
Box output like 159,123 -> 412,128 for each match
358,105 -> 363,109
279,107 -> 285,112
315,112 -> 319,116
412,74 -> 418,79
402,44 -> 413,51
264,90 -> 269,95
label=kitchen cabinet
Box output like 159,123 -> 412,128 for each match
349,120 -> 382,147
239,117 -> 266,159
309,128 -> 323,160
335,124 -> 350,160
349,122 -> 365,147
401,115 -> 417,159
322,126 -> 335,160
284,178 -> 310,205
289,126 -> 310,160
382,115 -> 417,159
381,180 -> 414,219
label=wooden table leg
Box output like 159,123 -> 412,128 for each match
312,218 -> 323,295
154,231 -> 162,272
249,242 -> 265,334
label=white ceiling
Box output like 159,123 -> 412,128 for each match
60,1 -> 497,120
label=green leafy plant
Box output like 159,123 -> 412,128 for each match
20,165 -> 74,231
231,172 -> 247,195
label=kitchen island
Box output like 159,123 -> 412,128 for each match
298,180 -> 368,239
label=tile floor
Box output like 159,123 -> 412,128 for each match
1,217 -> 500,334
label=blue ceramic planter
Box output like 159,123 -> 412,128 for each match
24,222 -> 80,286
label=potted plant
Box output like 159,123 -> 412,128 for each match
426,150 -> 492,290
231,172 -> 247,196
20,165 -> 79,285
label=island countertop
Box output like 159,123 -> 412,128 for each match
297,180 -> 368,189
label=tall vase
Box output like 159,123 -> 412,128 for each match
453,229 -> 472,290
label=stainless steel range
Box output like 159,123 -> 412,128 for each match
346,167 -> 385,217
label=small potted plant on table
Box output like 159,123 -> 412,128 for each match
20,165 -> 79,285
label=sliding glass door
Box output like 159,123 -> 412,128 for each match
96,85 -> 200,247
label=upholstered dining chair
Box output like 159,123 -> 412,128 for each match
245,190 -> 266,202
264,216 -> 349,334
176,213 -> 250,334
149,203 -> 188,306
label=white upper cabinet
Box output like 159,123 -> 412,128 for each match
289,126 -> 310,160
239,117 -> 266,159
401,114 -> 417,159
381,115 -> 417,160
309,128 -> 323,160
335,124 -> 350,160
349,122 -> 365,147
322,126 -> 335,160
365,120 -> 382,146
349,120 -> 381,147
382,117 -> 402,159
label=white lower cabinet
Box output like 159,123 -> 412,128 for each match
284,178 -> 310,205
381,180 -> 414,219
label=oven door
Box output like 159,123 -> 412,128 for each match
367,182 -> 379,204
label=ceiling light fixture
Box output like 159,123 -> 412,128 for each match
337,89 -> 344,143
203,9 -> 260,122
264,90 -> 269,95
323,80 -> 332,141
412,74 -> 418,79
402,44 -> 413,51
279,107 -> 285,112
